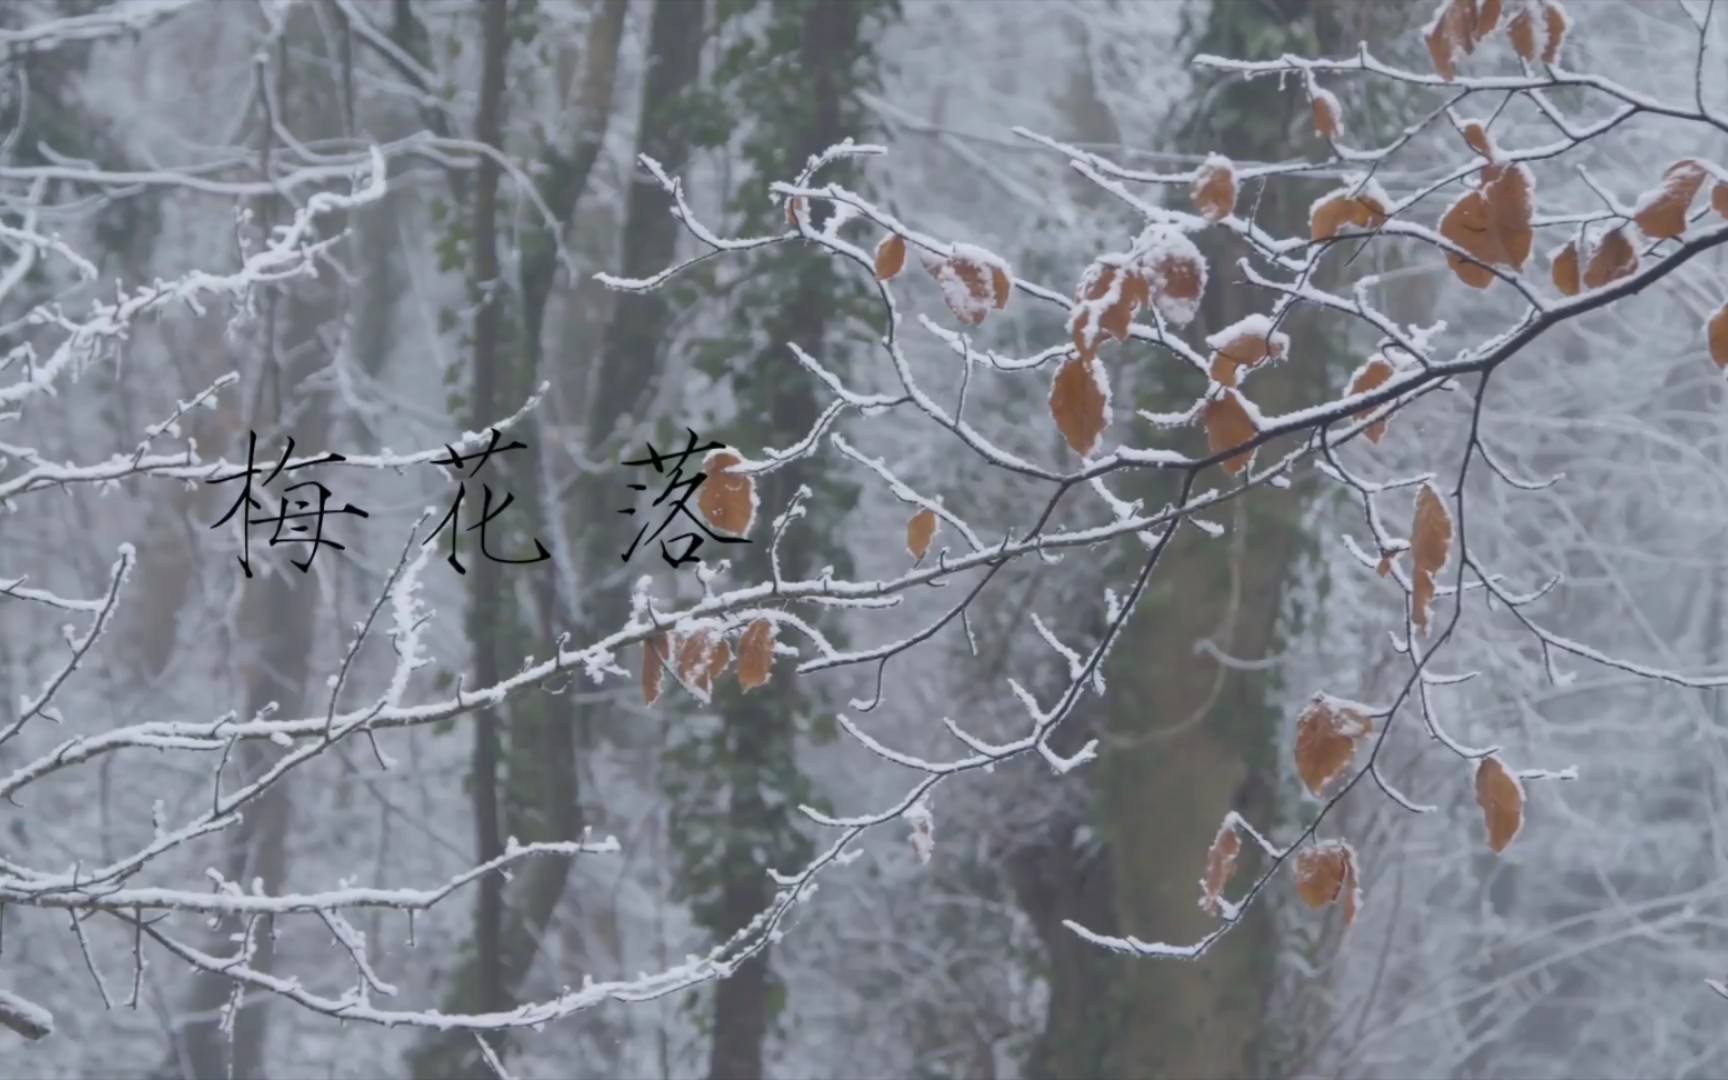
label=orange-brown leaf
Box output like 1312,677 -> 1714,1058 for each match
1485,164 -> 1534,270
706,638 -> 733,684
737,620 -> 775,691
1582,227 -> 1639,290
676,630 -> 717,693
1440,190 -> 1501,288
1551,240 -> 1581,296
1200,821 -> 1241,916
1508,6 -> 1537,60
1475,756 -> 1524,853
1715,181 -> 1728,219
1311,191 -> 1357,240
1192,157 -> 1238,222
1411,483 -> 1453,633
940,258 -> 995,326
1709,303 -> 1728,370
642,634 -> 670,706
991,266 -> 1012,310
1204,390 -> 1257,476
1312,92 -> 1342,142
1476,0 -> 1503,36
874,233 -> 907,281
1050,356 -> 1110,457
1099,293 -> 1135,342
1209,353 -> 1240,388
786,196 -> 805,226
698,452 -> 756,537
1350,192 -> 1391,230
1541,0 -> 1568,63
1348,355 -> 1395,443
1633,161 -> 1707,241
1293,842 -> 1355,911
907,507 -> 939,559
1295,697 -> 1374,796
1425,5 -> 1461,81
1461,120 -> 1494,161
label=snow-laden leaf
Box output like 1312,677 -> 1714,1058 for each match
1476,755 -> 1525,853
1583,226 -> 1639,290
1192,154 -> 1238,222
1311,88 -> 1343,142
1293,840 -> 1361,927
642,633 -> 670,706
1633,160 -> 1708,241
1440,189 -> 1500,288
1295,695 -> 1374,796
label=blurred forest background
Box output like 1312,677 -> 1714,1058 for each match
2,0 -> 1727,1078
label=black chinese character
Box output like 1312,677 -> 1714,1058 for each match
619,428 -> 751,569
424,428 -> 550,575
209,431 -> 369,577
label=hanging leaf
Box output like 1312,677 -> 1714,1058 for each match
1311,89 -> 1343,142
1293,840 -> 1360,927
1475,756 -> 1525,853
1294,696 -> 1374,796
1143,248 -> 1206,327
1192,155 -> 1238,222
1347,355 -> 1396,443
642,633 -> 670,706
990,265 -> 1013,310
1311,190 -> 1359,240
1476,0 -> 1504,36
931,257 -> 994,326
785,196 -> 805,226
1050,356 -> 1111,457
1200,820 -> 1241,916
1203,390 -> 1258,476
1633,160 -> 1707,241
1714,181 -> 1728,218
737,620 -> 775,691
1460,119 -> 1496,163
676,630 -> 720,694
1070,264 -> 1118,360
1485,164 -> 1534,270
874,233 -> 907,281
1411,483 -> 1453,634
1582,227 -> 1639,290
706,638 -> 733,685
907,507 -> 939,559
1551,240 -> 1581,296
1708,303 -> 1728,370
1541,0 -> 1570,63
1439,190 -> 1501,289
698,451 -> 757,537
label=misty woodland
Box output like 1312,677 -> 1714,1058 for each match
2,0 -> 1728,1077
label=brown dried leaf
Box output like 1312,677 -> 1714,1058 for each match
1714,181 -> 1728,219
1411,483 -> 1453,633
1122,272 -> 1151,310
1508,6 -> 1537,60
698,451 -> 756,537
1709,303 -> 1728,370
1551,240 -> 1581,296
1582,227 -> 1639,290
942,258 -> 995,326
1633,160 -> 1707,240
1099,293 -> 1135,342
1486,165 -> 1534,270
1475,756 -> 1524,853
1476,0 -> 1503,36
874,233 -> 907,281
1541,0 -> 1569,63
1209,353 -> 1240,388
1050,356 -> 1110,457
1311,191 -> 1357,240
1200,821 -> 1241,916
1204,390 -> 1257,476
1341,853 -> 1361,928
676,630 -> 718,693
738,620 -> 775,691
785,196 -> 805,226
1348,355 -> 1395,444
706,638 -> 733,685
907,507 -> 939,559
1461,120 -> 1494,161
1295,697 -> 1374,796
1193,158 -> 1238,222
1312,92 -> 1342,142
1376,554 -> 1394,577
1439,190 -> 1501,288
1350,192 -> 1391,230
1293,842 -> 1354,911
991,266 -> 1013,310
1151,252 -> 1203,312
1425,4 -> 1461,81
642,633 -> 670,706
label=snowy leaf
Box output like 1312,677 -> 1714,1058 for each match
1582,227 -> 1639,290
1714,181 -> 1728,218
1542,0 -> 1569,62
1203,389 -> 1257,476
1633,160 -> 1707,241
1295,695 -> 1374,796
1476,0 -> 1504,36
1485,164 -> 1534,270
1460,119 -> 1496,164
698,450 -> 756,537
1200,819 -> 1241,916
1708,303 -> 1728,370
990,266 -> 1012,310
929,257 -> 993,326
906,507 -> 938,559
1424,0 -> 1472,80
737,620 -> 775,691
642,633 -> 670,706
1440,190 -> 1500,288
1347,354 -> 1395,443
1411,483 -> 1453,634
1311,190 -> 1357,241
676,630 -> 725,695
1508,4 -> 1538,60
1475,756 -> 1525,853
1050,356 -> 1111,457
1551,240 -> 1581,296
1311,88 -> 1343,142
905,798 -> 935,865
1293,840 -> 1360,926
1135,228 -> 1207,328
1192,154 -> 1238,222
785,196 -> 805,226
874,233 -> 907,281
